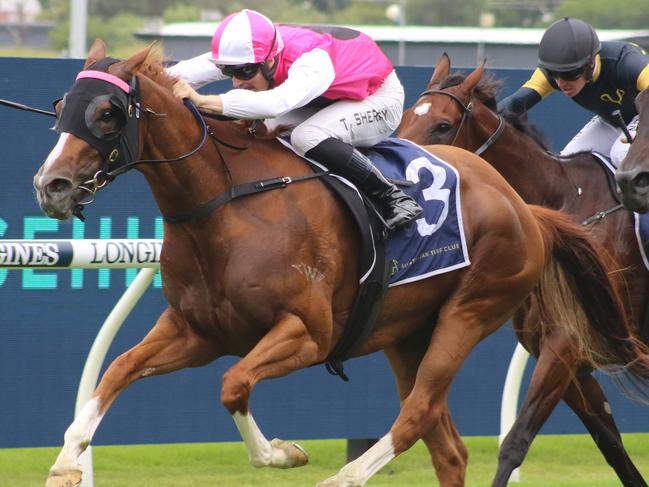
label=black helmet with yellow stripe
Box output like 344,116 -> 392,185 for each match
538,17 -> 601,72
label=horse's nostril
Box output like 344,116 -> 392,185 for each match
45,178 -> 73,196
633,172 -> 649,189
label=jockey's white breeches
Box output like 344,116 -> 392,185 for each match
264,70 -> 404,156
561,114 -> 639,167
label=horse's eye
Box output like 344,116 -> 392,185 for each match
436,123 -> 452,133
100,109 -> 114,121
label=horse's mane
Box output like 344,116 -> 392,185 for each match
438,72 -> 550,151
133,47 -> 179,92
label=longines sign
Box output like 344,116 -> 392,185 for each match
0,240 -> 162,269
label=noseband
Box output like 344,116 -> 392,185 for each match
417,89 -> 505,156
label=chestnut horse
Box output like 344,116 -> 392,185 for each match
617,88 -> 649,213
34,41 -> 646,487
398,53 -> 649,487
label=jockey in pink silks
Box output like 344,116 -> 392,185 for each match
169,9 -> 422,230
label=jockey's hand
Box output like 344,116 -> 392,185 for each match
172,79 -> 224,115
172,79 -> 199,103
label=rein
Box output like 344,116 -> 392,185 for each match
581,204 -> 624,225
106,99 -> 208,179
580,155 -> 627,225
58,70 -> 331,224
418,89 -> 505,155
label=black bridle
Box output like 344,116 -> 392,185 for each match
71,96 -> 211,220
419,89 -> 625,225
3,65 -> 328,225
47,59 -> 213,221
417,89 -> 505,156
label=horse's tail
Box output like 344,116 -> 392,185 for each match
530,205 -> 649,398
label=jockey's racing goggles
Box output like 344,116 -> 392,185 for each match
546,66 -> 586,82
215,63 -> 263,80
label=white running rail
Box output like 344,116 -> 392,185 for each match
499,342 -> 531,483
0,239 -> 162,487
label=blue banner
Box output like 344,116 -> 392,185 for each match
0,60 -> 646,449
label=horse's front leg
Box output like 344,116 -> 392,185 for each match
316,302 -> 507,487
221,311 -> 326,469
45,307 -> 220,487
385,331 -> 468,487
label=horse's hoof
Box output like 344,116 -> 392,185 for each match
45,468 -> 82,487
315,478 -> 346,487
316,469 -> 363,487
270,438 -> 309,468
316,478 -> 360,487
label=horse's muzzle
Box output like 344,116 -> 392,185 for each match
616,168 -> 649,213
34,174 -> 77,219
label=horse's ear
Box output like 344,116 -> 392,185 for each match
459,59 -> 486,96
428,52 -> 451,89
84,38 -> 107,69
110,43 -> 158,81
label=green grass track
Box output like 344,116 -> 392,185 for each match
2,434 -> 648,486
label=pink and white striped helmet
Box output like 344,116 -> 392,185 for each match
211,9 -> 284,65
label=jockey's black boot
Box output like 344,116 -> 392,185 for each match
305,138 -> 423,230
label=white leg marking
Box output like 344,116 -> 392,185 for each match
50,397 -> 104,473
233,411 -> 306,468
233,411 -> 276,467
317,433 -> 396,486
43,133 -> 71,172
413,103 -> 431,116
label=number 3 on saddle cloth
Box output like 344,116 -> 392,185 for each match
367,138 -> 470,283
281,137 -> 471,284
280,138 -> 470,378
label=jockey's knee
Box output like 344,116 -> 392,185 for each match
290,124 -> 338,157
610,138 -> 631,168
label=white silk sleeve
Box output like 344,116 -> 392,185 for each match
220,49 -> 335,119
166,52 -> 229,88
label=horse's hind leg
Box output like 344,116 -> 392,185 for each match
45,307 -> 220,487
563,375 -> 647,487
384,333 -> 468,487
492,330 -> 577,487
428,409 -> 468,487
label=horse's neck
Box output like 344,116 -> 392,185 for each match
477,114 -> 575,208
136,85 -> 230,219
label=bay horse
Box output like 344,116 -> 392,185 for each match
398,53 -> 649,487
34,40 -> 648,487
617,87 -> 649,213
